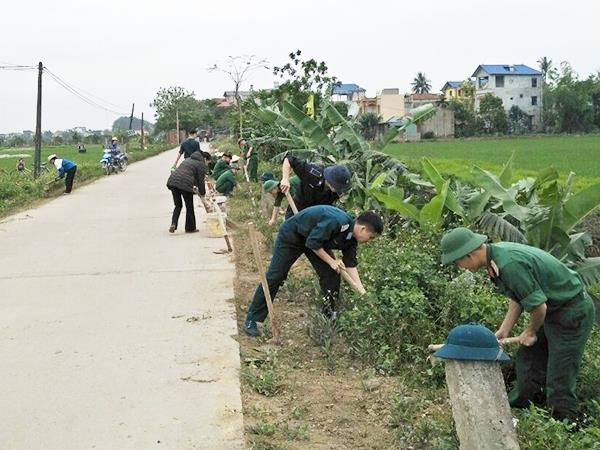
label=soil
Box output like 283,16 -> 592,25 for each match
230,215 -> 400,449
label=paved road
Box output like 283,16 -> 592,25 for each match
0,148 -> 244,449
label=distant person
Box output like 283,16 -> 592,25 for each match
16,158 -> 27,172
215,164 -> 239,196
212,152 -> 232,180
48,154 -> 77,194
166,151 -> 207,234
172,128 -> 200,170
263,176 -> 300,226
78,143 -> 86,153
239,138 -> 258,182
108,137 -> 119,151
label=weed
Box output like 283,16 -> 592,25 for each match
282,423 -> 310,441
247,421 -> 278,436
252,442 -> 286,450
242,353 -> 285,397
307,310 -> 340,372
290,406 -> 307,420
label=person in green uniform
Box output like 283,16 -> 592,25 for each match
239,138 -> 258,182
244,205 -> 384,336
172,128 -> 201,170
441,228 -> 595,421
263,176 -> 300,226
212,152 -> 232,180
215,164 -> 239,195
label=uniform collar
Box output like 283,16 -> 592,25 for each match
486,245 -> 500,279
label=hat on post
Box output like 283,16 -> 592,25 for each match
440,227 -> 488,265
323,164 -> 352,194
263,180 -> 279,192
433,323 -> 510,362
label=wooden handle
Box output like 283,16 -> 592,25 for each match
428,336 -> 521,352
248,224 -> 281,344
340,269 -> 366,295
212,199 -> 232,252
284,191 -> 299,215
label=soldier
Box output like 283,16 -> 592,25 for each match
279,155 -> 351,219
263,176 -> 300,226
244,205 -> 383,337
215,164 -> 239,196
440,227 -> 596,421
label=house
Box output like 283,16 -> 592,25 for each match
373,90 -> 441,122
383,106 -> 454,141
472,64 -> 542,129
358,97 -> 378,115
441,81 -> 474,101
223,90 -> 251,104
405,93 -> 441,110
331,83 -> 366,103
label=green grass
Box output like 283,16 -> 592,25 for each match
386,135 -> 600,191
0,144 -> 107,171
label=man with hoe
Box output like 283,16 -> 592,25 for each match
279,154 -> 352,219
48,154 -> 77,194
239,138 -> 258,182
440,227 -> 595,421
263,175 -> 300,226
244,205 -> 383,337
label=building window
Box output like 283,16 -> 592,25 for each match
478,77 -> 489,89
496,75 -> 505,88
449,91 -> 453,97
532,78 -> 538,88
531,96 -> 538,106
520,94 -> 524,98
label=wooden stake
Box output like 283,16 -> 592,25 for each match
248,223 -> 281,344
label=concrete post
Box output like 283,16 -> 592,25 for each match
444,360 -> 520,450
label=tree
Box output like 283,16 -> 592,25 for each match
208,55 -> 268,137
478,94 -> 507,134
448,100 -> 477,137
112,116 -> 153,132
507,105 -> 530,134
150,86 -> 204,133
411,72 -> 432,94
537,56 -> 556,83
358,112 -> 381,140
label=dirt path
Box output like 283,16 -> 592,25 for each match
0,148 -> 244,449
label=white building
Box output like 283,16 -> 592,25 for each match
472,64 -> 542,129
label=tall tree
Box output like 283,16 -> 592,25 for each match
150,86 -> 203,133
537,56 -> 554,82
208,55 -> 268,137
411,72 -> 432,94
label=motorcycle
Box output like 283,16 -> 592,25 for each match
100,148 -> 128,175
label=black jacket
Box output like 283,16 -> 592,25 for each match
286,155 -> 339,210
167,152 -> 206,194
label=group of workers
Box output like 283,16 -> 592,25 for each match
166,128 -> 595,423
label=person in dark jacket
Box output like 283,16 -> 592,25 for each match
279,155 -> 352,219
166,151 -> 206,233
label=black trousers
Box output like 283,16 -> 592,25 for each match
170,188 -> 196,231
65,167 -> 77,193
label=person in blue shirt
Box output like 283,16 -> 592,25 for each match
48,154 -> 77,194
244,205 -> 384,337
108,137 -> 119,151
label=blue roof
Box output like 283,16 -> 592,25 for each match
332,83 -> 365,95
473,64 -> 541,76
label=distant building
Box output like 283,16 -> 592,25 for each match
358,97 -> 378,115
472,64 -> 542,129
223,91 -> 251,104
441,81 -> 474,101
374,90 -> 441,122
331,83 -> 366,103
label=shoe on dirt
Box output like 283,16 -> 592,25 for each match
244,319 -> 260,337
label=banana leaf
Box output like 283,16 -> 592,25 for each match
420,180 -> 450,229
369,188 -> 420,221
282,101 -> 336,154
421,158 -> 464,218
474,211 -> 527,243
561,182 -> 600,233
323,102 -> 370,153
576,257 -> 600,287
471,166 -> 529,221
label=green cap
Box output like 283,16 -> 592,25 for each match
263,179 -> 279,192
441,227 -> 487,265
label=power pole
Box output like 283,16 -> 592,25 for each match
176,108 -> 180,145
128,103 -> 135,130
140,112 -> 145,150
33,62 -> 43,178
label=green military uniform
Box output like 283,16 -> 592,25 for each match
212,159 -> 230,180
215,169 -> 237,195
487,242 -> 595,420
245,145 -> 259,182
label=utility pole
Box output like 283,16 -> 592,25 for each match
140,112 -> 145,150
176,108 -> 180,145
126,103 -> 134,152
33,62 -> 43,178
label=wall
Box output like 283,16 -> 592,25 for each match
377,93 -> 406,121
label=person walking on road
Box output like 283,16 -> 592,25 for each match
172,128 -> 201,170
244,205 -> 383,337
440,227 -> 596,421
48,154 -> 77,194
239,138 -> 258,182
166,151 -> 206,233
279,154 -> 352,219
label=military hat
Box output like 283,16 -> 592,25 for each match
263,179 -> 279,192
434,323 -> 510,362
441,227 -> 487,265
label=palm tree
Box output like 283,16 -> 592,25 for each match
358,112 -> 381,140
411,72 -> 431,94
537,56 -> 553,82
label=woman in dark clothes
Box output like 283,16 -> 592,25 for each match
166,151 -> 206,233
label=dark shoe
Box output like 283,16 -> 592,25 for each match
185,229 -> 199,233
244,319 -> 260,337
169,225 -> 176,233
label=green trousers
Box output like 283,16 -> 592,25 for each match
508,292 -> 595,420
248,155 -> 258,182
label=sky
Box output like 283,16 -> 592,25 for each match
1,0 -> 599,134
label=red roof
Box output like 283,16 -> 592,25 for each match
410,93 -> 441,100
